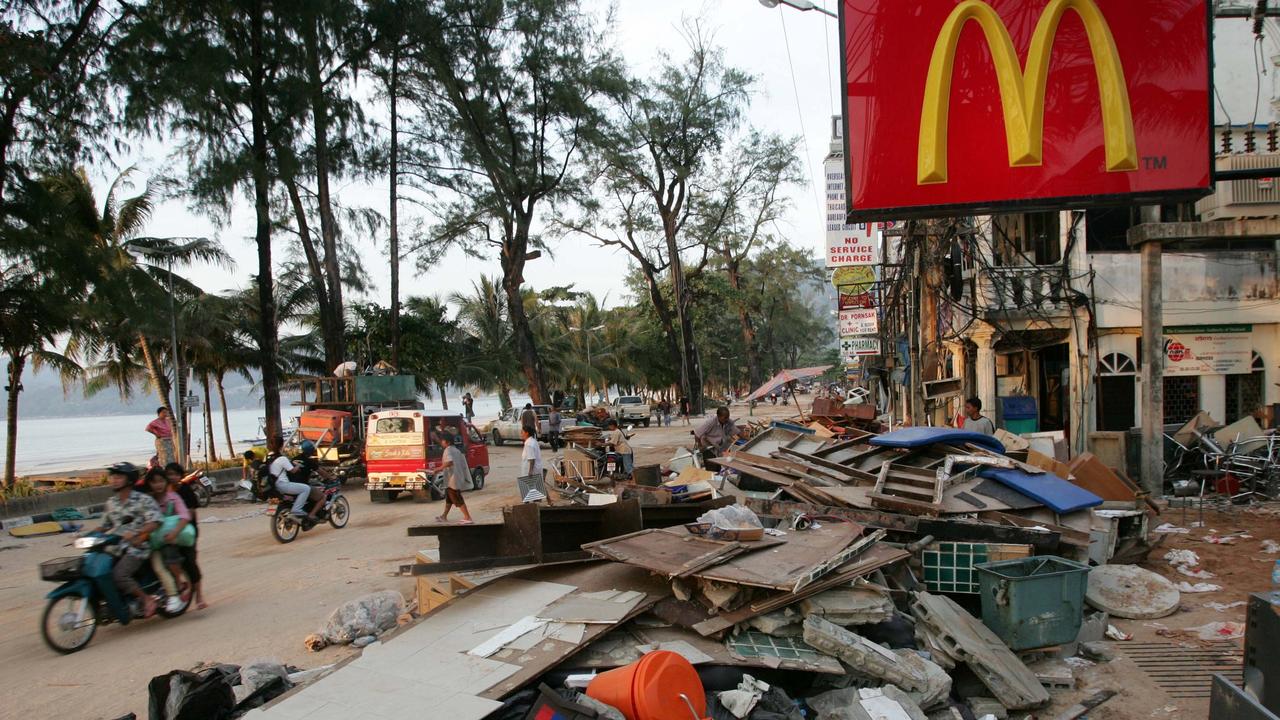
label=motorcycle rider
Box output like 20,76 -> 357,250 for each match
602,420 -> 634,477
94,462 -> 163,617
267,435 -> 316,522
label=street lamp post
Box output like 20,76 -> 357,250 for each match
131,243 -> 201,468
757,0 -> 838,19
570,324 -> 606,403
720,356 -> 738,398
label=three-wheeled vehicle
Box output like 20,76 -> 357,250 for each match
364,410 -> 490,503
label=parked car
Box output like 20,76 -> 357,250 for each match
484,404 -> 552,445
364,410 -> 490,503
611,395 -> 651,427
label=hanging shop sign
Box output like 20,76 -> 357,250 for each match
1162,325 -> 1254,377
841,335 -> 882,359
839,0 -> 1211,221
825,157 -> 889,267
832,266 -> 877,310
839,308 -> 879,337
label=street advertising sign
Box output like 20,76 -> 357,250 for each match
839,308 -> 879,336
833,266 -> 877,309
1162,325 -> 1254,376
841,335 -> 882,359
825,156 -> 888,267
839,0 -> 1211,220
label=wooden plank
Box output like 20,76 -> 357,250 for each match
776,447 -> 878,484
690,522 -> 864,590
706,457 -> 797,487
581,529 -> 750,578
979,511 -> 1091,547
693,545 -> 910,636
869,491 -> 943,516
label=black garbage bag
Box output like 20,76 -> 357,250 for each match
705,686 -> 805,720
147,665 -> 238,720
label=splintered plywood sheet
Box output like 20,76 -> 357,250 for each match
690,522 -> 864,590
582,529 -> 753,577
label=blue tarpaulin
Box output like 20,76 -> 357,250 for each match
869,427 -> 1006,455
978,467 -> 1103,514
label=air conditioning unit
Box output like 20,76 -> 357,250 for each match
1196,153 -> 1280,220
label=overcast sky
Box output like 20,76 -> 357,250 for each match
87,3 -> 1278,312
90,0 -> 843,310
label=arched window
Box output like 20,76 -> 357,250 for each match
1100,353 -> 1137,375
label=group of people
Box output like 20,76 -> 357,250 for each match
96,461 -> 207,617
651,397 -> 692,427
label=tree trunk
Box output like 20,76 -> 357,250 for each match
666,239 -> 703,416
137,333 -> 174,418
216,371 -> 235,458
304,16 -> 345,370
200,372 -> 216,464
4,354 -> 25,486
282,174 -> 340,367
497,380 -> 513,413
501,217 -> 548,403
637,268 -> 683,384
388,48 -> 402,370
436,380 -> 449,410
250,2 -> 282,441
724,258 -> 762,387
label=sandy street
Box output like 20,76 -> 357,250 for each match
0,405 -> 777,720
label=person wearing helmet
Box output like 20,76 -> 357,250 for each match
267,435 -> 314,521
94,462 -> 163,617
287,439 -> 328,520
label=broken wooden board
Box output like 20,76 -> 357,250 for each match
1066,452 -> 1143,502
706,456 -> 797,487
559,625 -> 846,675
871,460 -> 944,515
581,528 -> 782,578
692,545 -> 910,637
690,522 -> 866,591
777,447 -> 879,484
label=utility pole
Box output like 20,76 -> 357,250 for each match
1132,206 -> 1164,495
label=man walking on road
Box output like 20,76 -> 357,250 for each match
521,425 -> 544,479
462,393 -> 474,422
435,434 -> 473,524
146,407 -> 177,466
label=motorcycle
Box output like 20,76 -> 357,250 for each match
39,533 -> 190,653
179,468 -> 214,507
597,447 -> 629,481
270,477 -> 351,543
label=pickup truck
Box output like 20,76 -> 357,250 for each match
483,404 -> 552,445
611,396 -> 651,427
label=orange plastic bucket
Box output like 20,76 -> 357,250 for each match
585,650 -> 708,720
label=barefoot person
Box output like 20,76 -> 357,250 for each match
435,433 -> 473,524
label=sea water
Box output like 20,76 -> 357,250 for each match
0,393 -> 527,476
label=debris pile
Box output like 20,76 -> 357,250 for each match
252,422 -> 1161,719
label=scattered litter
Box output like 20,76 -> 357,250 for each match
1263,539 -> 1280,554
716,674 -> 770,718
1154,523 -> 1190,534
1185,621 -> 1245,640
1163,549 -> 1200,566
1205,601 -> 1246,612
1176,565 -> 1215,579
1175,581 -> 1222,593
1105,625 -> 1132,641
306,590 -> 405,650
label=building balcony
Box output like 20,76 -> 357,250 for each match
971,265 -> 1074,319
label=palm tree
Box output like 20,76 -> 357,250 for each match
0,172 -> 97,485
451,277 -> 521,412
62,169 -> 232,434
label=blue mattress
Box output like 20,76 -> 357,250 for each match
978,467 -> 1103,514
868,427 -> 1006,455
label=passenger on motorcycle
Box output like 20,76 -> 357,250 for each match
143,468 -> 192,613
164,463 -> 206,610
267,435 -> 316,521
94,462 -> 163,617
292,440 -> 334,485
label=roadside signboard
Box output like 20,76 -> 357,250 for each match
841,336 -> 882,359
825,156 -> 887,266
839,308 -> 879,337
1162,325 -> 1253,376
832,266 -> 877,309
839,0 -> 1211,220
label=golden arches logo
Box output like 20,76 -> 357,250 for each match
917,0 -> 1139,185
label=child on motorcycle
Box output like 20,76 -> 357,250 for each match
143,468 -> 192,613
95,463 -> 163,617
164,463 -> 207,610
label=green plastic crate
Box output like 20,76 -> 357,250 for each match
921,542 -> 1031,594
975,555 -> 1090,651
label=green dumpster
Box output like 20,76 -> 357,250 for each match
975,556 -> 1090,651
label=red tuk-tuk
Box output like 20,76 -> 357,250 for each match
364,410 -> 490,503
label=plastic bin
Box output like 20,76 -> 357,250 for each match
998,396 -> 1038,434
975,555 -> 1090,651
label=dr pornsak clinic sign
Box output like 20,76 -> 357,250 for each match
839,309 -> 879,336
839,0 -> 1211,220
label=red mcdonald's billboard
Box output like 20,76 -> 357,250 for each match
840,0 -> 1211,221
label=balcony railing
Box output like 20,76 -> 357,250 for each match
973,266 -> 1072,317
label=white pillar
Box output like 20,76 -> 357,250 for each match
972,325 -> 998,417
1068,306 -> 1094,456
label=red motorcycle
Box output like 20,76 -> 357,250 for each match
179,469 -> 214,508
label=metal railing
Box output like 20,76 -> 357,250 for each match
973,265 -> 1072,317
